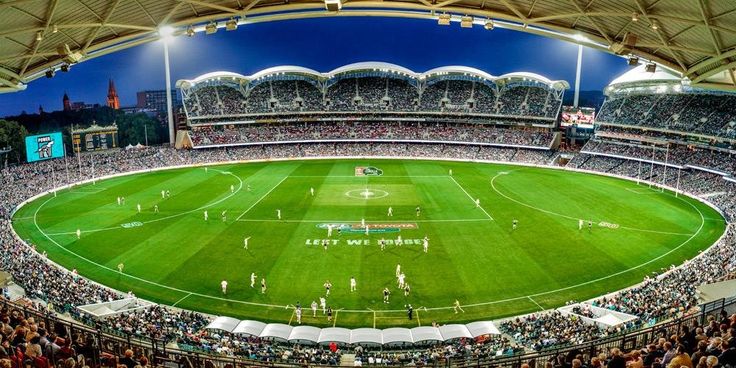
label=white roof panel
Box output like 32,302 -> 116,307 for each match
232,320 -> 267,337
205,316 -> 240,333
410,326 -> 443,342
259,323 -> 293,341
350,328 -> 383,344
288,325 -> 321,343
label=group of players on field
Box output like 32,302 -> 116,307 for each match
89,167 -> 600,324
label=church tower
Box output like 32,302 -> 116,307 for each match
63,92 -> 71,111
107,79 -> 120,109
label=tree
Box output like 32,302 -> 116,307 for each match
0,119 -> 29,164
115,113 -> 162,147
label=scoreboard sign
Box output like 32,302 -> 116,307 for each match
25,132 -> 65,163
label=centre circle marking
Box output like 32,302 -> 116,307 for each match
345,188 -> 389,199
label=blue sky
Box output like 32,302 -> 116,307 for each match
0,17 -> 630,116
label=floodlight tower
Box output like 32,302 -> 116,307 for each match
159,26 -> 176,146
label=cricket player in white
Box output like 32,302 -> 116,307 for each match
449,169 -> 453,176
230,184 -> 234,193
161,190 -> 165,199
365,226 -> 369,236
137,204 -> 141,213
396,264 -> 401,277
327,225 -> 333,237
221,280 -> 228,294
117,197 -> 121,205
398,272 -> 406,289
387,207 -> 393,216
578,219 -> 584,230
295,307 -> 302,324
154,205 -> 159,213
76,229 -> 81,239
319,297 -> 327,314
361,218 -> 365,227
396,235 -> 402,246
380,238 -> 385,251
117,263 -> 124,273
221,210 -> 227,222
423,236 -> 429,253
204,210 -> 208,221
475,198 -> 480,207
277,209 -> 281,220
311,300 -> 318,317
244,237 -> 251,250
310,187 -> 314,196
261,278 -> 267,294
454,299 -> 465,313
250,272 -> 257,287
350,276 -> 357,292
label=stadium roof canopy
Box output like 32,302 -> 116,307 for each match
1,0 -> 735,93
177,63 -> 570,90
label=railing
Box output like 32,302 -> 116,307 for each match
3,296 -> 735,368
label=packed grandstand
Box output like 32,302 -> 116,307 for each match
0,61 -> 735,368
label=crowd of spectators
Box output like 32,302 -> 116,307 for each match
596,93 -> 736,139
579,139 -> 736,177
181,75 -> 563,119
189,121 -> 555,148
0,142 -> 735,366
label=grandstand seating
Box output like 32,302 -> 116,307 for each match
596,93 -> 736,139
188,121 -> 555,148
179,66 -> 565,121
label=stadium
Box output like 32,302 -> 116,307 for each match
1,1 -> 736,367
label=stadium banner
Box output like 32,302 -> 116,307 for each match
25,132 -> 65,163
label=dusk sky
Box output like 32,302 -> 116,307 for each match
0,17 -> 630,117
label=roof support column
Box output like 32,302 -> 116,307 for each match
574,44 -> 583,108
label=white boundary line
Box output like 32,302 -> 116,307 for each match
235,218 -> 490,223
40,168 -> 244,236
172,292 -> 193,307
527,296 -> 544,311
448,176 -> 494,221
490,171 -> 695,237
19,159 -> 717,315
235,176 -> 288,221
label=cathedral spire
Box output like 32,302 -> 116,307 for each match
107,79 -> 120,109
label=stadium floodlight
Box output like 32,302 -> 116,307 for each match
186,25 -> 195,37
631,12 -> 639,22
324,0 -> 342,11
460,15 -> 473,28
438,13 -> 451,26
36,31 -> 43,41
45,69 -> 54,78
645,63 -> 657,72
60,64 -> 70,72
226,17 -> 238,31
627,56 -> 639,66
650,19 -> 659,30
484,19 -> 494,30
205,22 -> 218,35
158,25 -> 175,40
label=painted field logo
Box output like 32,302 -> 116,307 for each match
355,166 -> 383,176
316,223 -> 416,234
120,222 -> 143,229
598,221 -> 620,229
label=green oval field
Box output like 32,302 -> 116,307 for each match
11,159 -> 726,328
